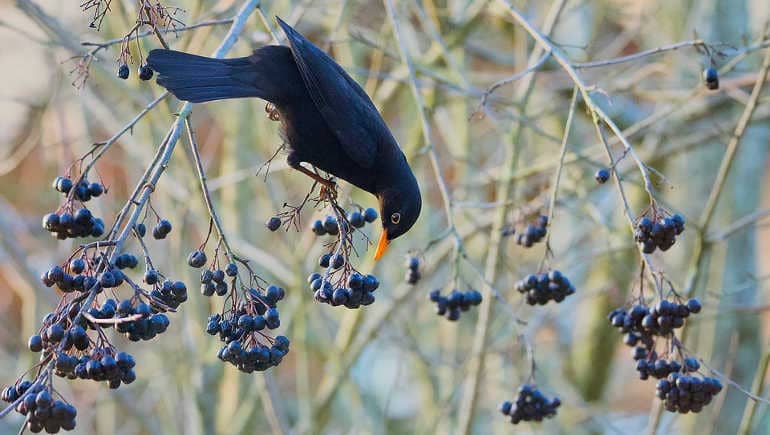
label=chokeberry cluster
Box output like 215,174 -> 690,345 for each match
2,382 -> 77,433
41,175 -> 108,240
633,213 -> 685,253
311,207 -> 378,236
608,297 -> 719,414
206,285 -> 288,372
636,357 -> 685,380
428,289 -> 482,321
703,66 -> 719,90
307,271 -> 378,308
52,176 -> 105,203
514,270 -> 575,306
657,366 -> 723,414
514,215 -> 548,248
404,256 -> 421,285
609,298 -> 701,343
199,262 -> 239,296
498,384 -> 560,424
53,348 -> 137,389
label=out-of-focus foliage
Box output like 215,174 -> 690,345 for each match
0,0 -> 769,434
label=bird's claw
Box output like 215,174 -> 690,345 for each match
320,181 -> 337,201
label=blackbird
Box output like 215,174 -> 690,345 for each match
147,17 -> 421,260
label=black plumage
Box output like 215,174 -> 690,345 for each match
147,17 -> 420,259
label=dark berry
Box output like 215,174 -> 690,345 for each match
138,64 -> 154,80
225,263 -> 238,277
118,64 -> 129,79
703,67 -> 719,90
595,168 -> 610,184
323,216 -> 339,235
187,249 -> 207,268
88,182 -> 104,197
363,208 -> 378,223
319,253 -> 331,268
686,298 -> 702,314
28,335 -> 43,352
331,254 -> 345,269
311,220 -> 326,235
348,211 -> 365,228
362,274 -> 379,292
266,216 -> 282,231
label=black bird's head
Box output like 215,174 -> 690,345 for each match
374,160 -> 422,261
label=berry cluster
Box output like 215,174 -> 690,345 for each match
42,175 -> 106,240
636,357 -> 686,380
608,297 -> 719,414
633,213 -> 685,254
609,298 -> 701,343
53,349 -> 137,389
311,207 -> 378,236
658,369 -> 723,414
404,256 -> 421,285
151,219 -> 173,239
514,215 -> 548,248
42,208 -> 104,241
199,262 -> 239,296
307,271 -> 378,308
206,285 -> 288,372
52,176 -> 105,203
2,383 -> 77,433
514,270 -> 575,306
428,289 -> 482,321
703,67 -> 719,90
499,384 -> 560,424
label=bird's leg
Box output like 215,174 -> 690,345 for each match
264,102 -> 280,121
290,163 -> 337,193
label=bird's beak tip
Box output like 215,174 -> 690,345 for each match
374,229 -> 390,261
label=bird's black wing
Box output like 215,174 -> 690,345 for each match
277,17 -> 389,169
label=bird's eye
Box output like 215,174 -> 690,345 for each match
390,213 -> 401,224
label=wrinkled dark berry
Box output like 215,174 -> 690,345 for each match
138,64 -> 154,80
118,64 -> 130,79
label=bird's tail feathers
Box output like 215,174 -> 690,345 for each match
147,49 -> 266,103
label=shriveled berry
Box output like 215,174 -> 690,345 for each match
138,64 -> 154,80
117,64 -> 129,79
187,249 -> 207,268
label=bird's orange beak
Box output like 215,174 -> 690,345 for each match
374,229 -> 390,261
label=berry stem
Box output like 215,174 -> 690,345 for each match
538,87 -> 578,272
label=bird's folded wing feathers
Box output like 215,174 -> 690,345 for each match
277,17 -> 391,169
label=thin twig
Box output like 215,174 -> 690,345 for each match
81,18 -> 234,49
572,39 -> 709,69
538,87 -> 578,271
